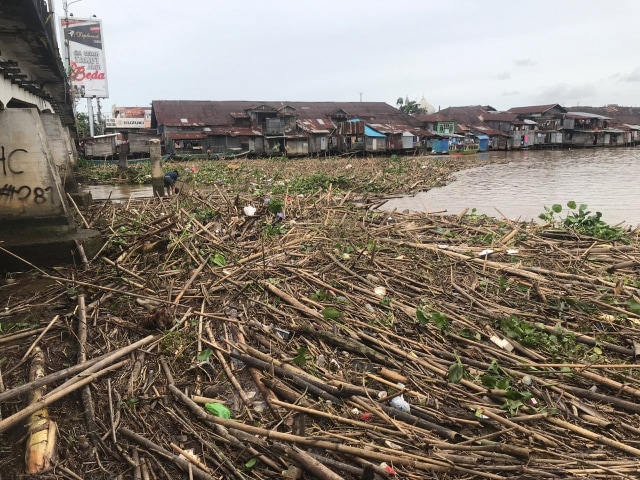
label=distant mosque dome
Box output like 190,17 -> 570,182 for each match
419,96 -> 436,114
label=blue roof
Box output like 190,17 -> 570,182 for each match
365,125 -> 386,137
475,135 -> 489,140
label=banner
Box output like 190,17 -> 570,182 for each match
60,17 -> 109,98
107,107 -> 152,129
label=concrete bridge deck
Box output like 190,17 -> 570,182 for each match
0,0 -> 102,271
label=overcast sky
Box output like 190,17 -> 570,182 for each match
53,0 -> 640,113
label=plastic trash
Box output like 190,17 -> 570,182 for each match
390,395 -> 411,413
205,402 -> 231,419
243,205 -> 256,216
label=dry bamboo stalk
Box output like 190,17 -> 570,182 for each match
259,280 -> 323,321
46,335 -> 155,399
119,428 -> 215,480
271,398 -> 400,436
0,359 -> 128,434
473,406 -> 555,447
518,363 -> 640,369
203,325 -> 254,420
196,412 -> 510,478
170,443 -> 211,473
21,315 -> 60,362
25,347 -> 57,473
546,416 -> 640,457
66,192 -> 91,229
280,444 -> 345,480
172,254 -> 211,305
0,352 -> 106,404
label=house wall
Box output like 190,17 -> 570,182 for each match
365,136 -> 385,152
286,139 -> 309,156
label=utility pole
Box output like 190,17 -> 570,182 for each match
96,98 -> 102,135
359,92 -> 363,103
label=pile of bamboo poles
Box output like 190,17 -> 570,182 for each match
2,187 -> 640,479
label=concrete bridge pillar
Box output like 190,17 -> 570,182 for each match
40,112 -> 79,193
0,108 -> 102,271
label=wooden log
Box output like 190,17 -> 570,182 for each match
24,347 -> 57,473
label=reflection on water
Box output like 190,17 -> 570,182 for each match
382,148 -> 640,227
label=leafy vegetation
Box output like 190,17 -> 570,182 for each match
539,201 -> 628,242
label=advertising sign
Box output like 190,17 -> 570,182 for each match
105,107 -> 152,129
60,17 -> 109,98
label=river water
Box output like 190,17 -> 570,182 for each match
382,148 -> 640,227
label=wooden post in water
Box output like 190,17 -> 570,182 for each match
150,139 -> 164,197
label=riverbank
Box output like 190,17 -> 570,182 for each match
2,184 -> 640,478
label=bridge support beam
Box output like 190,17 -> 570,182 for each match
0,108 -> 102,272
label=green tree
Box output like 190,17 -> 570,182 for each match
396,96 -> 427,116
76,112 -> 90,138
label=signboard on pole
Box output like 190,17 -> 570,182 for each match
60,17 -> 109,98
105,107 -> 152,129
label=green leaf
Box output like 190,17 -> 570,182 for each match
627,298 -> 640,315
416,307 -> 429,325
197,349 -> 213,362
592,346 -> 602,355
566,200 -> 577,210
552,204 -> 563,213
205,402 -> 231,419
322,307 -> 341,320
431,312 -> 449,331
244,458 -> 257,470
212,253 -> 227,266
293,346 -> 310,366
447,362 -> 464,383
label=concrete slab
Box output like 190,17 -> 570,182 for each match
0,226 -> 103,272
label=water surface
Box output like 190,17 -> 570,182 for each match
382,148 -> 640,226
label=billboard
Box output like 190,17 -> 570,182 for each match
105,107 -> 152,129
60,17 -> 109,98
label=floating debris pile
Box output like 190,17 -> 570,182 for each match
1,189 -> 640,479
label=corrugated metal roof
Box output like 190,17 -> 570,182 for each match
165,132 -> 206,140
565,111 -> 612,120
567,105 -> 640,125
484,112 -> 520,122
152,101 -> 422,128
472,126 -> 510,137
207,127 -> 261,137
507,104 -> 566,115
298,118 -> 336,133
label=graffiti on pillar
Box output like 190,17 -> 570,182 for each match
0,146 -> 26,175
0,146 -> 55,205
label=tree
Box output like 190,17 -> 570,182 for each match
75,112 -> 90,138
396,96 -> 427,116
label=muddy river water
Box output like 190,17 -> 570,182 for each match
82,147 -> 640,227
382,148 -> 640,227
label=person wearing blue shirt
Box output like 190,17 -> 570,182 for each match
164,170 -> 179,195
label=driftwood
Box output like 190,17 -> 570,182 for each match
4,183 -> 640,478
24,347 -> 57,473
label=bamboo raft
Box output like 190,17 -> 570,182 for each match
1,187 -> 640,479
